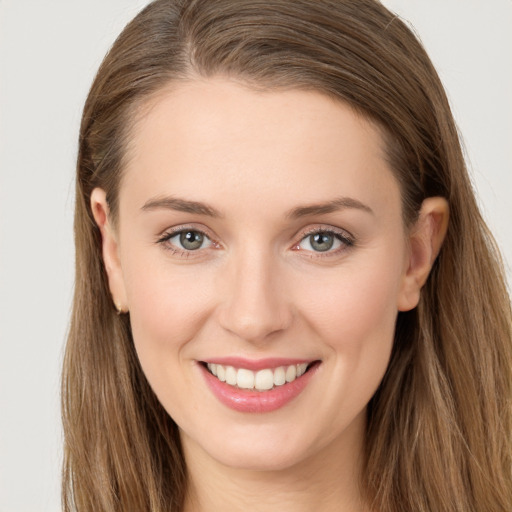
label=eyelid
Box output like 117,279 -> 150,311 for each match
155,223 -> 355,257
293,225 -> 355,255
156,224 -> 221,253
299,224 -> 354,239
296,224 -> 354,242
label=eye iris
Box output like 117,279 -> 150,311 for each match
180,231 -> 204,250
310,232 -> 334,252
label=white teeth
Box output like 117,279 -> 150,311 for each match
285,365 -> 297,382
255,369 -> 274,391
216,364 -> 226,382
237,369 -> 255,389
206,362 -> 312,391
297,363 -> 308,377
273,366 -> 286,386
225,366 -> 237,385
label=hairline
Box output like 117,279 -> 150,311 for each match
107,72 -> 413,233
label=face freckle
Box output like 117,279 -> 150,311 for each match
112,78 -> 411,473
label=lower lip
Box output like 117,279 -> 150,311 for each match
199,362 -> 319,413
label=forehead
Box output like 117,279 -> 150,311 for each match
121,78 -> 401,219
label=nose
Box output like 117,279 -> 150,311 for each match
217,247 -> 292,343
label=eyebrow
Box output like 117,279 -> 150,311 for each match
141,196 -> 222,217
140,195 -> 374,219
286,197 -> 374,219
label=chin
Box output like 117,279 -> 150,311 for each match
180,411 -> 359,474
203,438 -> 314,472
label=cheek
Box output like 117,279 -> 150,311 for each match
122,260 -> 220,421
295,248 -> 404,386
122,252 -> 216,368
303,258 -> 401,337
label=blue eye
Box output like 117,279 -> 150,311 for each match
161,229 -> 212,251
298,230 -> 352,253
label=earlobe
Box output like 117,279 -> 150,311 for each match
90,188 -> 128,313
397,197 -> 449,312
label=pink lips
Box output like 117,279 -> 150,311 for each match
199,358 -> 320,413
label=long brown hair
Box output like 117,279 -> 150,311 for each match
62,1 -> 512,510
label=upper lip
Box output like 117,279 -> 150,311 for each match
200,357 -> 317,371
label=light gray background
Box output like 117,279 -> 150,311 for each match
0,1 -> 510,510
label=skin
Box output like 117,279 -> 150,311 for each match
92,78 -> 448,512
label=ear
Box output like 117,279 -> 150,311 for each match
90,188 -> 128,313
397,197 -> 449,312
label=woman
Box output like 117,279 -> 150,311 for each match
62,1 -> 512,510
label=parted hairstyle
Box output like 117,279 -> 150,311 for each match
62,1 -> 512,510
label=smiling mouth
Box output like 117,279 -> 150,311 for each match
203,362 -> 318,392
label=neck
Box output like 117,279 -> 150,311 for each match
181,414 -> 368,512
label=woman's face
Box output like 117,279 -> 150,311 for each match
95,79 -> 421,471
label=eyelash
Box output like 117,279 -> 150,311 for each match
156,225 -> 355,258
294,227 -> 355,257
156,225 -> 217,257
